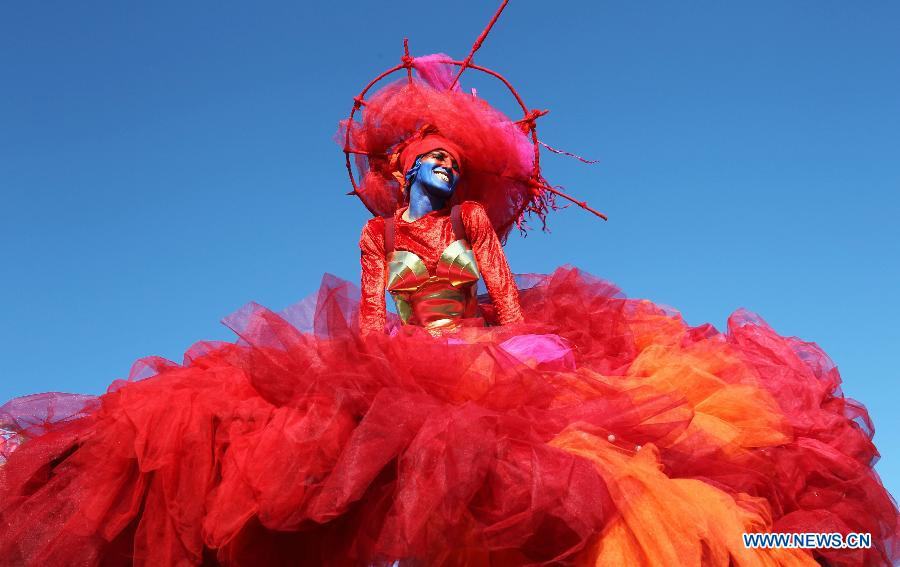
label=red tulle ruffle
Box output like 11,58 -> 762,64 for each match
0,268 -> 896,566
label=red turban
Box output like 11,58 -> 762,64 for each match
398,134 -> 464,175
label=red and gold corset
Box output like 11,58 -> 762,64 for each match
358,202 -> 525,336
387,239 -> 481,332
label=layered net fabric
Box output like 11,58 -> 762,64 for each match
340,55 -> 536,240
0,268 -> 897,566
0,393 -> 97,465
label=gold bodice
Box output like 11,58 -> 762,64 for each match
387,239 -> 481,332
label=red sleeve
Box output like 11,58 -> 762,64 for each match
359,217 -> 387,335
460,202 -> 524,325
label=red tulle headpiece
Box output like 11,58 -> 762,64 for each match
341,9 -> 608,239
340,55 -> 540,239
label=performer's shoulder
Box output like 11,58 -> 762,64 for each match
459,200 -> 487,216
361,215 -> 386,231
359,215 -> 387,243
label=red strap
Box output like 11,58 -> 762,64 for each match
450,204 -> 467,242
384,216 -> 395,255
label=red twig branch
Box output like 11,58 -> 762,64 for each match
533,182 -> 608,220
539,141 -> 600,164
343,5 -> 609,226
448,0 -> 509,90
343,148 -> 382,156
403,38 -> 412,84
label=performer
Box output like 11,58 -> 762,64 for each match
358,143 -> 524,335
0,52 -> 897,567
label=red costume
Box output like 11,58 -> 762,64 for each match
359,202 -> 524,335
0,52 -> 897,567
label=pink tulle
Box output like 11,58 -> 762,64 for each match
498,334 -> 575,371
411,54 -> 461,92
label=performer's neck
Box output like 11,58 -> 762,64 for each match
406,183 -> 449,221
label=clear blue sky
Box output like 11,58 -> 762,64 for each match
2,2 -> 898,498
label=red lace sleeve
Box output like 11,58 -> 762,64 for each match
460,202 -> 524,325
359,217 -> 387,335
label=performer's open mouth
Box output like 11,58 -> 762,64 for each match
434,168 -> 451,184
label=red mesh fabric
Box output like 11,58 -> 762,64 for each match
0,269 -> 897,566
340,56 -> 535,240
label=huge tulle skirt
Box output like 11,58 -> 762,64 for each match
0,268 -> 897,566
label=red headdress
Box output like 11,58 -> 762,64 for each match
340,12 -> 606,241
340,55 -> 540,240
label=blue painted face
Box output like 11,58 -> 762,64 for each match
414,149 -> 460,198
